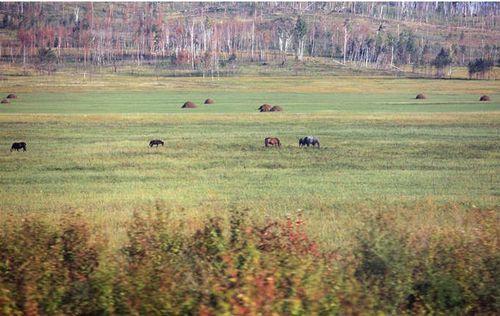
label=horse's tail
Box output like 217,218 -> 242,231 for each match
264,138 -> 269,147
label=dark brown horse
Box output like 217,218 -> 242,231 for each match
11,142 -> 26,151
149,139 -> 164,147
264,137 -> 281,148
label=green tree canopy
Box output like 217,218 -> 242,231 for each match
467,58 -> 494,79
432,48 -> 452,78
294,16 -> 307,40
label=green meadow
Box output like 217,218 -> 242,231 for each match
1,74 -> 498,246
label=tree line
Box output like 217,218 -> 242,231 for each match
0,2 -> 498,77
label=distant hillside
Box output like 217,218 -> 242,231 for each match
0,2 -> 498,77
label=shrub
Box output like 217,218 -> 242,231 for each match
0,206 -> 497,314
114,210 -> 345,315
0,214 -> 105,315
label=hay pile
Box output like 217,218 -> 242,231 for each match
204,98 -> 214,104
6,94 -> 17,99
415,93 -> 427,99
479,95 -> 491,101
258,104 -> 273,112
270,105 -> 283,112
1,99 -> 10,104
181,101 -> 197,109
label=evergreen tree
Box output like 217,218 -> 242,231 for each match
432,48 -> 452,78
294,16 -> 307,61
467,58 -> 494,79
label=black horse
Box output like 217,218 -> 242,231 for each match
11,142 -> 27,151
149,139 -> 164,147
299,136 -> 320,148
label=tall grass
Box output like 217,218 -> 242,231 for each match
1,205 -> 497,315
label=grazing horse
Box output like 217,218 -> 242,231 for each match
299,136 -> 320,148
264,137 -> 281,148
11,142 -> 27,152
149,139 -> 164,147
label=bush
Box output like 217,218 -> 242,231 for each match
114,210 -> 343,315
352,207 -> 499,314
1,206 -> 498,314
0,214 -> 105,315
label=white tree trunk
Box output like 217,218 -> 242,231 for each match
343,26 -> 348,64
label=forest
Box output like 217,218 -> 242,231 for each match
0,2 -> 498,78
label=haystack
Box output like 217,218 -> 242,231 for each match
6,94 -> 17,99
181,101 -> 197,108
479,95 -> 491,101
270,105 -> 283,112
259,104 -> 272,112
415,93 -> 427,99
204,98 -> 214,104
1,99 -> 10,104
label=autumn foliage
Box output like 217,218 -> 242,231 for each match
0,207 -> 498,315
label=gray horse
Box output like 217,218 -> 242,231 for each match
299,136 -> 320,148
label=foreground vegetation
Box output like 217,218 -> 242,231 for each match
0,73 -> 498,314
1,208 -> 498,315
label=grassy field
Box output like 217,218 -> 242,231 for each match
1,73 -> 499,245
1,73 -> 499,314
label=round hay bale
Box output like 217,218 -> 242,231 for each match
415,93 -> 427,99
6,94 -> 17,99
479,95 -> 491,101
258,104 -> 272,112
1,99 -> 10,104
181,101 -> 197,109
204,98 -> 215,104
270,105 -> 283,112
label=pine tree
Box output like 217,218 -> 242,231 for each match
431,48 -> 452,78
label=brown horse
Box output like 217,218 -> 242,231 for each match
264,137 -> 281,148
